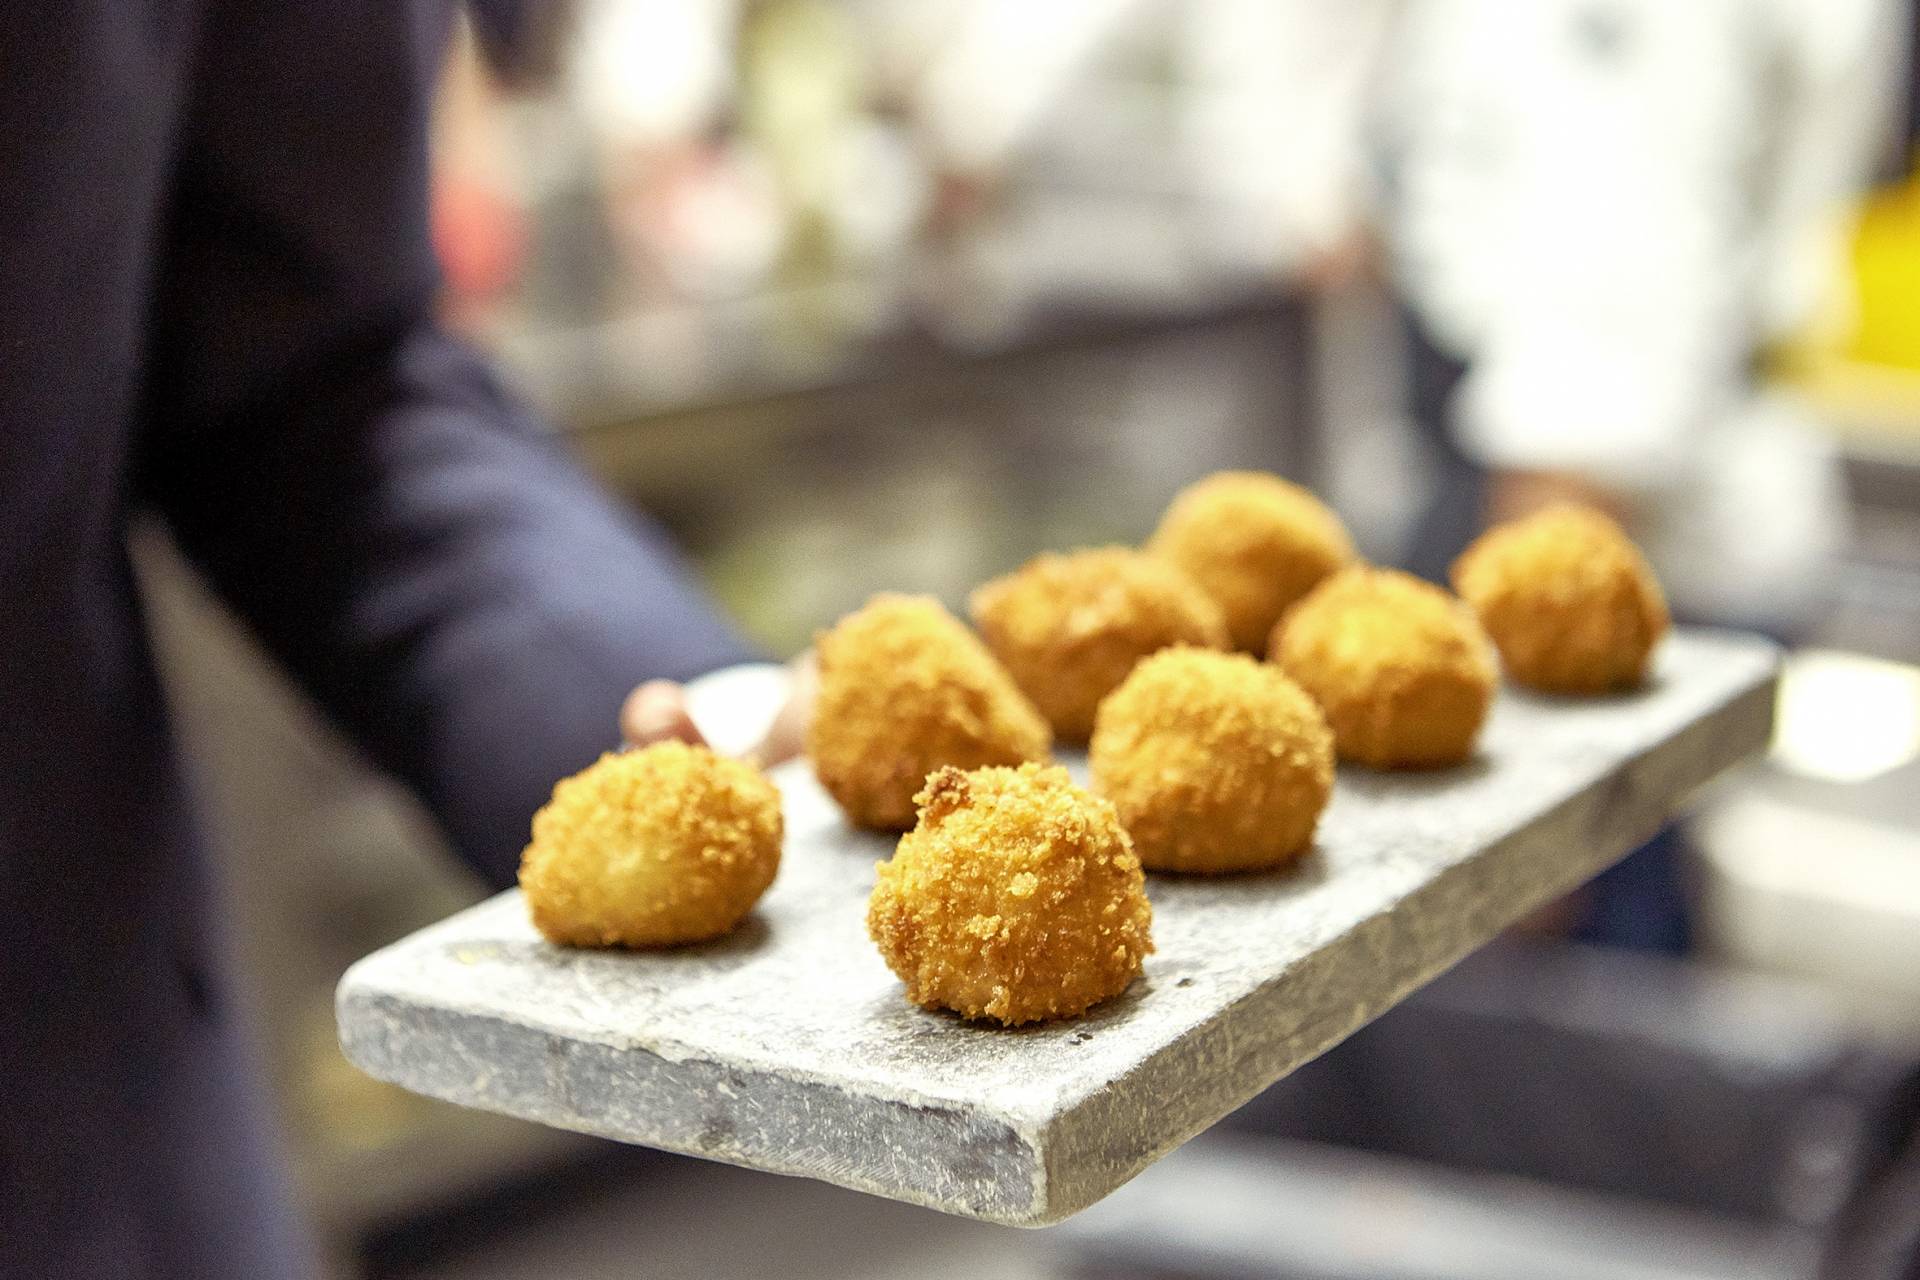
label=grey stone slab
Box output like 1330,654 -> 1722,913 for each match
337,628 -> 1779,1226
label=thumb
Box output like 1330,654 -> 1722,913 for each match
619,680 -> 706,750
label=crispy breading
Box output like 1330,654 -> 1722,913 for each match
1148,471 -> 1356,653
867,763 -> 1153,1025
519,742 -> 782,947
1272,567 -> 1496,769
1089,647 -> 1333,873
1451,504 -> 1669,694
808,594 -> 1051,830
970,546 -> 1229,743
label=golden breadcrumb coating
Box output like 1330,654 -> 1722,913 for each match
1089,647 -> 1333,873
519,743 -> 782,947
1451,504 -> 1669,694
970,547 -> 1230,743
867,763 -> 1153,1025
1272,567 -> 1496,769
1148,471 -> 1356,653
808,594 -> 1052,830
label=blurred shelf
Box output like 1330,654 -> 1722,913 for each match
486,267 -> 1301,435
1056,1133 -> 1818,1280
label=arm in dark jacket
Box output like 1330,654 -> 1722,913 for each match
139,0 -> 755,884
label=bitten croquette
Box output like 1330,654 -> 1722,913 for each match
1148,471 -> 1355,653
519,743 -> 782,947
867,763 -> 1153,1025
970,546 -> 1229,742
808,594 -> 1051,830
1089,647 -> 1333,873
1451,504 -> 1669,694
1272,567 -> 1496,769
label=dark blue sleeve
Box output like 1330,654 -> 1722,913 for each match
139,0 -> 757,884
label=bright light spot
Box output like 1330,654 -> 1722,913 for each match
1772,649 -> 1920,784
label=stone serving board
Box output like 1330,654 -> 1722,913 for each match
337,628 -> 1778,1226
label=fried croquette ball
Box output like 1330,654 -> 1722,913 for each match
867,763 -> 1153,1025
1272,567 -> 1496,769
969,547 -> 1230,743
1089,648 -> 1333,873
1451,504 -> 1669,694
519,743 -> 782,947
1148,471 -> 1356,653
808,594 -> 1051,830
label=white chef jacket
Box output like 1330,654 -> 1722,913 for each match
1379,0 -> 1902,486
1378,0 -> 1904,623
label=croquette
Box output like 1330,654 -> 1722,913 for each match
867,763 -> 1153,1025
519,742 -> 782,947
1148,471 -> 1356,653
1451,504 -> 1669,694
1272,567 -> 1496,769
1089,647 -> 1333,873
808,594 -> 1051,829
970,547 -> 1229,742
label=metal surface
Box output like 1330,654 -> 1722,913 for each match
338,629 -> 1778,1226
1053,1133 -> 1817,1280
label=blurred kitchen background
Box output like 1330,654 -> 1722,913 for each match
135,0 -> 1920,1276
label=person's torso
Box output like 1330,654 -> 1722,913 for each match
0,4 -> 447,1274
1381,0 -> 1782,353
